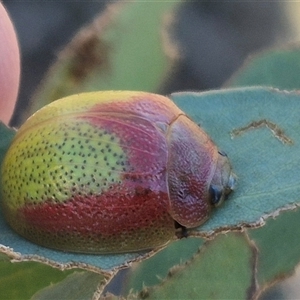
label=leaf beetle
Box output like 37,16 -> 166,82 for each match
1,91 -> 235,253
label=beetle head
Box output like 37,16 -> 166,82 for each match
209,150 -> 236,207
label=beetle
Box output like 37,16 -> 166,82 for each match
1,91 -> 235,254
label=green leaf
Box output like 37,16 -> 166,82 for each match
171,87 -> 300,234
136,233 -> 256,300
126,209 -> 300,299
31,271 -> 104,300
0,256 -> 79,300
257,265 -> 300,300
28,1 -> 180,118
248,207 -> 300,297
226,43 -> 300,89
122,238 -> 204,295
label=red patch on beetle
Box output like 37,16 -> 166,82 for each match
19,186 -> 170,237
6,141 -> 173,253
12,185 -> 175,253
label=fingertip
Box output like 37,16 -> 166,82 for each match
0,3 -> 20,125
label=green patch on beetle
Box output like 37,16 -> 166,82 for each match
1,91 -> 235,254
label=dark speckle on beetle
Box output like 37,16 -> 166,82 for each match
1,91 -> 235,253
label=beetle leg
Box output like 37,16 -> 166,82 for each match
209,184 -> 223,206
175,221 -> 188,239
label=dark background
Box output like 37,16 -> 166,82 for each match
2,1 -> 293,126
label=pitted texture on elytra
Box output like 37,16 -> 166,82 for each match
2,118 -> 124,208
1,91 -> 229,253
6,190 -> 174,253
17,91 -> 182,136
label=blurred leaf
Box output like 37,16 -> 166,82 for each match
0,252 -> 10,261
134,233 -> 256,299
258,265 -> 300,300
121,238 -> 204,295
0,257 -> 79,300
31,271 -> 104,300
226,43 -> 300,89
28,1 -> 180,118
248,208 -> 300,299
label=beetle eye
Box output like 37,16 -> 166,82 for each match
209,184 -> 224,207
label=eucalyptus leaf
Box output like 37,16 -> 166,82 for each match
248,207 -> 300,292
31,271 -> 104,300
171,87 -> 300,234
0,259 -> 77,300
226,43 -> 300,90
136,233 -> 256,300
124,208 -> 300,299
121,238 -> 204,295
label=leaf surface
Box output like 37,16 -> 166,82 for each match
122,238 -> 204,295
126,209 -> 300,299
31,271 -> 104,300
0,253 -> 81,300
248,207 -> 300,299
136,233 -> 256,300
171,87 -> 300,234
